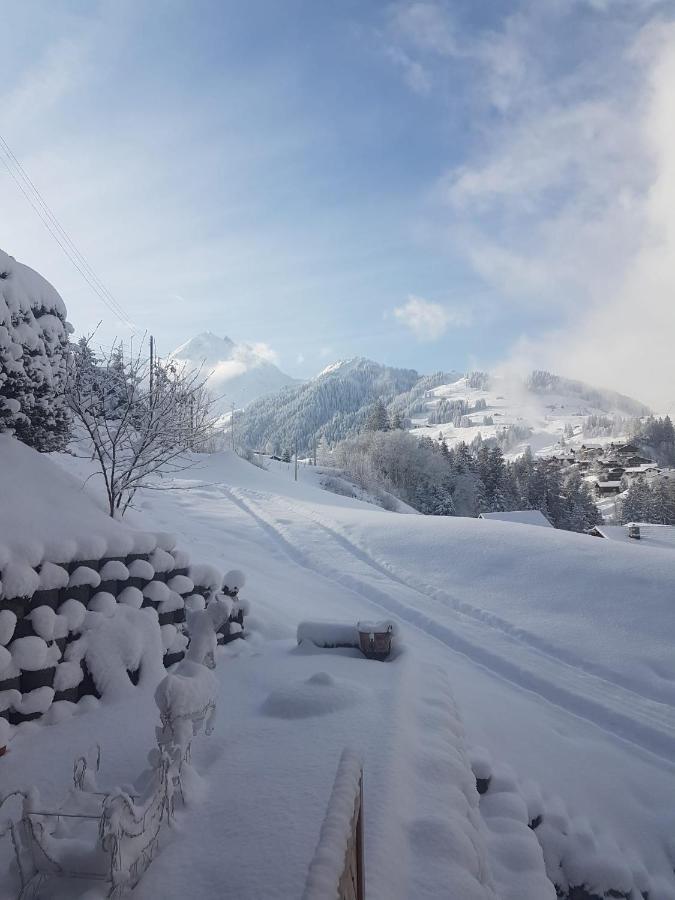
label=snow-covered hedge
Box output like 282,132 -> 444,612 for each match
0,248 -> 72,451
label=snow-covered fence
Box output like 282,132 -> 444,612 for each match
302,748 -> 365,900
0,538 -> 246,727
0,657 -> 217,898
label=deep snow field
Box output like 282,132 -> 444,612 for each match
3,447 -> 675,897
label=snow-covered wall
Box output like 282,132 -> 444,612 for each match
0,437 -> 228,728
0,249 -> 72,451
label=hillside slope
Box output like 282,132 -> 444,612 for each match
48,447 -> 675,894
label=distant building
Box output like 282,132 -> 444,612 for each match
587,523 -> 675,551
479,510 -> 553,528
594,480 -> 622,497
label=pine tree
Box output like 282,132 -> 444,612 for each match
366,399 -> 389,432
1,251 -> 72,451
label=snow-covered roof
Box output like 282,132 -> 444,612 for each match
478,510 -> 553,528
0,435 -> 160,568
595,480 -> 622,488
588,524 -> 675,550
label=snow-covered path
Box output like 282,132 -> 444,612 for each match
219,481 -> 675,762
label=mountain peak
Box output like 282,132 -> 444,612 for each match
169,332 -> 296,412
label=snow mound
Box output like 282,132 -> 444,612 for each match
261,671 -> 364,719
0,435 -> 158,568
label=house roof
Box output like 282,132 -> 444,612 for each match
596,480 -> 622,488
588,524 -> 675,550
478,510 -> 553,528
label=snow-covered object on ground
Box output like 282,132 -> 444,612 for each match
222,569 -> 246,594
188,563 -> 222,592
0,715 -> 10,747
0,644 -> 11,672
13,686 -> 54,715
154,659 -> 217,724
263,671 -> 363,719
53,660 -> 84,691
302,747 -> 363,900
68,566 -> 101,589
166,574 -> 193,595
158,592 -> 185,614
1,561 -> 39,599
37,561 -> 69,590
0,248 -> 71,451
297,621 -> 360,648
65,605 -> 165,699
127,559 -> 155,581
0,609 -> 17,645
117,586 -> 144,609
149,548 -> 175,574
29,606 -> 57,641
9,636 -> 48,671
184,594 -> 206,612
477,763 -> 556,900
171,548 -> 190,569
98,560 -> 130,582
88,592 -> 117,616
143,581 -> 171,605
58,598 -> 87,632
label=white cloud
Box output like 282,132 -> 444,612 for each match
393,295 -> 469,341
402,2 -> 675,409
247,341 -> 279,364
385,46 -> 432,95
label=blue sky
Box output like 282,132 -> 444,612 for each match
1,0 -> 675,406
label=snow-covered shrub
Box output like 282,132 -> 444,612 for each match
0,248 -> 72,450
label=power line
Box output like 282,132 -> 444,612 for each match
0,133 -> 138,333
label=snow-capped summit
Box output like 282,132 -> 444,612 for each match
170,332 -> 297,412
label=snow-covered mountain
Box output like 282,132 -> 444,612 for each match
237,358 -> 651,457
170,332 -> 297,413
406,369 -> 652,458
237,356 -> 430,454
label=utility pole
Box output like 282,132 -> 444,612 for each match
231,402 -> 235,452
149,335 -> 154,395
313,438 -> 317,467
294,441 -> 298,482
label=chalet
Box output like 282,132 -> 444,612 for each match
587,523 -> 675,551
594,480 -> 622,497
479,510 -> 553,528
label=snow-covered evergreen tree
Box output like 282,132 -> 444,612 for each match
0,249 -> 72,451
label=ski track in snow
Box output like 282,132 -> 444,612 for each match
216,484 -> 675,764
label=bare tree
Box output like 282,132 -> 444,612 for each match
68,337 -> 215,517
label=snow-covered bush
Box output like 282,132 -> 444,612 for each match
0,248 -> 72,450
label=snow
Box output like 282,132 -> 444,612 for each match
3,444 -> 675,897
0,609 -> 17,645
68,565 -> 101,588
98,560 -> 130,581
170,331 -> 297,413
30,605 -> 57,640
9,635 -> 48,670
261,671 -> 364,719
166,574 -> 194,595
301,748 -> 363,900
297,621 -> 360,648
58,598 -> 87,632
127,559 -> 155,580
479,510 -> 553,527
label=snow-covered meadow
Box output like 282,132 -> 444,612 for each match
3,444 -> 675,897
